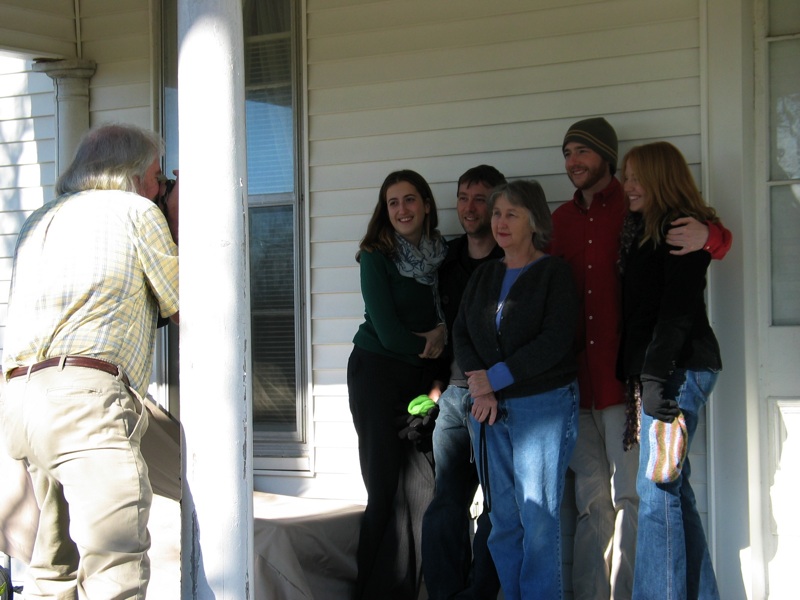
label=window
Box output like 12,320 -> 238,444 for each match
764,0 -> 800,325
162,0 -> 307,465
244,0 -> 307,463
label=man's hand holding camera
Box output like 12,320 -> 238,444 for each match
157,170 -> 179,245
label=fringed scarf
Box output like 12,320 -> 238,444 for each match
392,231 -> 448,325
620,214 -> 644,452
623,376 -> 642,451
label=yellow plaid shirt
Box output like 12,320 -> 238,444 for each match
2,190 -> 179,396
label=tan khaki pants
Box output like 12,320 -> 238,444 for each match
0,365 -> 151,600
569,404 -> 640,600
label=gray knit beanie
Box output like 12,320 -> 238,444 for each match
562,117 -> 619,175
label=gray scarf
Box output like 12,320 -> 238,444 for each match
392,231 -> 448,325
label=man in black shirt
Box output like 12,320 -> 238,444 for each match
422,165 -> 505,599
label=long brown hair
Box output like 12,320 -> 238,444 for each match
621,141 -> 718,246
356,170 -> 439,261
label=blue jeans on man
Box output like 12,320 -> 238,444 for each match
423,385 -> 500,599
633,369 -> 721,600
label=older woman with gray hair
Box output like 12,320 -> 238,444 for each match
453,179 -> 579,599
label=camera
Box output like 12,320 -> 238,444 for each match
156,177 -> 176,211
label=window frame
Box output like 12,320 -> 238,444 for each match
161,0 -> 310,471
246,0 -> 309,468
758,0 -> 800,327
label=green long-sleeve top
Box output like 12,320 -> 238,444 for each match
353,248 -> 440,367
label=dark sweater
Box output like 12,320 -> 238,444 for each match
440,235 -> 505,333
438,235 -> 505,376
353,248 -> 440,367
453,255 -> 578,399
618,225 -> 722,380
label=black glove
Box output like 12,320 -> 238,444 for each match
397,405 -> 439,452
641,376 -> 680,423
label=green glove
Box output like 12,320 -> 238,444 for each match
407,394 -> 436,417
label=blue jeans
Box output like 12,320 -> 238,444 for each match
470,382 -> 579,600
633,369 -> 720,600
423,385 -> 499,600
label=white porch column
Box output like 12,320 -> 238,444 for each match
177,0 -> 253,598
32,58 -> 96,176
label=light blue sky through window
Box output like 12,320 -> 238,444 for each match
246,98 -> 293,195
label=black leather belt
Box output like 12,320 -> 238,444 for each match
6,356 -> 129,387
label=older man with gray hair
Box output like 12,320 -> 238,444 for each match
0,123 -> 179,599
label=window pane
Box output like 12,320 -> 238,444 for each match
771,184 -> 800,325
769,39 -> 800,180
162,1 -> 179,173
245,26 -> 294,194
244,0 -> 290,37
244,0 -> 303,442
246,89 -> 294,194
250,205 -> 298,432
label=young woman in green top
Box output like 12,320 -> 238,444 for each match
347,169 -> 448,600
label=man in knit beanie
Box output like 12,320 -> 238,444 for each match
562,117 -> 619,174
549,117 -> 731,600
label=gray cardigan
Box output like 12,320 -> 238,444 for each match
453,255 -> 578,399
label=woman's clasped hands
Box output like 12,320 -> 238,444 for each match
466,370 -> 499,425
415,322 -> 446,360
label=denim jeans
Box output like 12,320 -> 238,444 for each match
423,385 -> 499,600
633,369 -> 720,600
470,382 -> 579,600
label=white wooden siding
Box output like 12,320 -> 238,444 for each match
301,0 -> 710,525
0,0 -> 75,57
0,54 -> 55,357
0,0 -> 156,127
81,1 -> 154,128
